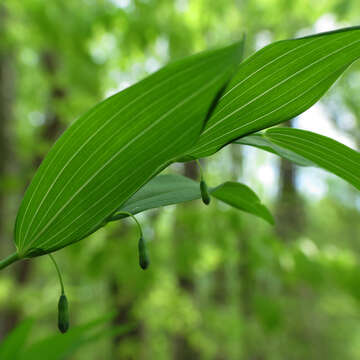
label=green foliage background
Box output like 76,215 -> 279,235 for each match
1,0 -> 360,359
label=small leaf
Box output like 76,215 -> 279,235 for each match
113,174 -> 273,224
265,127 -> 360,190
211,182 -> 274,224
186,26 -> 360,158
117,174 -> 202,216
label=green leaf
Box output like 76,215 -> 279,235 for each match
15,42 -> 243,257
115,174 -> 203,217
0,319 -> 33,360
186,26 -> 360,158
111,174 -> 273,224
211,182 -> 274,224
234,133 -> 314,166
264,127 -> 360,190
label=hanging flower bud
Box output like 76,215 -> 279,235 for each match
58,294 -> 69,333
200,179 -> 211,205
138,236 -> 150,270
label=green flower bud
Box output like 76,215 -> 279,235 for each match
200,179 -> 211,205
138,236 -> 150,270
58,294 -> 69,333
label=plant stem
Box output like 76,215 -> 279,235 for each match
109,211 -> 143,237
49,253 -> 65,295
0,252 -> 20,271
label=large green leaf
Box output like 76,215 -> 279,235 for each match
15,42 -> 243,257
234,133 -> 314,166
186,26 -> 360,158
264,128 -> 360,190
110,174 -> 273,224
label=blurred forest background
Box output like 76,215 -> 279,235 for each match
1,0 -> 360,359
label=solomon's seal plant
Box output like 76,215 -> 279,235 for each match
1,27 -> 360,332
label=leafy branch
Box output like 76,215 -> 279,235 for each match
1,26 -> 360,331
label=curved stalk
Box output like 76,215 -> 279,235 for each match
49,253 -> 65,294
107,211 -> 149,269
0,252 -> 20,271
107,211 -> 143,238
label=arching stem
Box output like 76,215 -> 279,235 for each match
109,211 -> 150,270
0,252 -> 20,271
49,253 -> 65,295
108,211 -> 143,238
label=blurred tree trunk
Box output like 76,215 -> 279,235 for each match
212,147 -> 242,360
34,51 -> 65,166
110,276 -> 143,360
173,161 -> 201,360
0,5 -> 13,249
230,146 -> 265,360
275,120 -> 311,355
275,120 -> 305,240
238,230 -> 261,360
13,48 -> 65,313
109,221 -> 144,360
0,4 -> 17,339
0,45 -> 65,336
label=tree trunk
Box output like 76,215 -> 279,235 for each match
0,5 -> 13,247
0,45 -> 65,337
275,120 -> 305,240
110,276 -> 143,360
0,4 -> 17,339
173,161 -> 201,360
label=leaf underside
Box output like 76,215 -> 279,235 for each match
265,128 -> 360,191
236,127 -> 360,192
114,174 -> 273,224
234,133 -> 314,166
